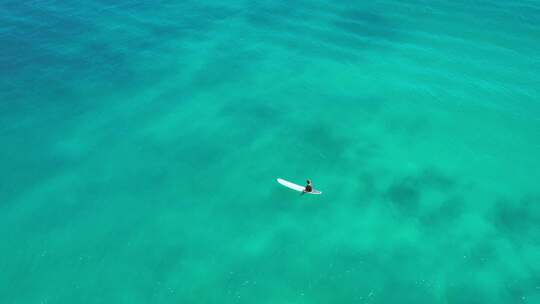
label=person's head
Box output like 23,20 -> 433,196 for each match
307,179 -> 311,185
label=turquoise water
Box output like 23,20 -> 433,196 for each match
1,0 -> 540,302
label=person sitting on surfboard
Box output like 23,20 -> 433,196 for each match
304,180 -> 313,193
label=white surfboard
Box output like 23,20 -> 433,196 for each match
277,178 -> 322,195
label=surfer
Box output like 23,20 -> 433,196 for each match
277,178 -> 321,194
303,179 -> 313,193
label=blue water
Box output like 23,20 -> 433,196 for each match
1,1 -> 540,303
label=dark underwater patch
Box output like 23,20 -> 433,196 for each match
492,195 -> 540,242
383,168 -> 460,217
417,168 -> 456,190
419,195 -> 464,227
298,123 -> 350,158
385,177 -> 421,214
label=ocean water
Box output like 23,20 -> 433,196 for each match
1,0 -> 539,302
